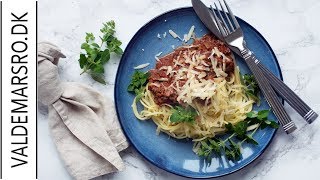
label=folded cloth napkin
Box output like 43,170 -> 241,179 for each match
38,42 -> 129,180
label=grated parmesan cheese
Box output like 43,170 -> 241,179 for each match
185,25 -> 195,42
198,72 -> 207,79
183,34 -> 188,42
151,39 -> 232,105
201,61 -> 209,67
158,78 -> 169,81
155,52 -> 162,56
159,66 -> 168,70
191,32 -> 196,39
163,32 -> 167,38
166,66 -> 173,75
168,30 -> 182,41
195,66 -> 206,71
134,63 -> 150,69
155,52 -> 162,61
150,83 -> 160,87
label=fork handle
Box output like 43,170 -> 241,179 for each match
241,48 -> 297,134
256,62 -> 318,124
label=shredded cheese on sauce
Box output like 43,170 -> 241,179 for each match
152,45 -> 232,105
132,34 -> 254,141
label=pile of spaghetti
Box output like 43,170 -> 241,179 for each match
130,34 -> 254,141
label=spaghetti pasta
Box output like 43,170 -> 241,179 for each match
130,34 -> 254,141
132,67 -> 254,141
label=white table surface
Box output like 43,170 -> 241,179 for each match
38,0 -> 320,179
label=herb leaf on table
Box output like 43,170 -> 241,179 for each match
79,20 -> 123,84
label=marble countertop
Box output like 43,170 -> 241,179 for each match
38,0 -> 320,179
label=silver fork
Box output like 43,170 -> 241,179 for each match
210,0 -> 297,133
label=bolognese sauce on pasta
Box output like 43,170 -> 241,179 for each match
131,34 -> 254,141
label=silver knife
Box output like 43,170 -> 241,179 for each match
192,0 -> 318,124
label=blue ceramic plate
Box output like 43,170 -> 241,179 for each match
115,7 -> 281,178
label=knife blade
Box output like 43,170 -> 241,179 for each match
192,0 -> 241,55
191,0 -> 224,40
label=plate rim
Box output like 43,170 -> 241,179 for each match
114,7 -> 282,179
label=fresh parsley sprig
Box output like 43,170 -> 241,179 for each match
128,71 -> 149,100
79,20 -> 123,84
170,106 -> 198,123
195,109 -> 279,163
241,74 -> 260,105
246,110 -> 279,129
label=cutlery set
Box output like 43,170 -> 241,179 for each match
192,0 -> 318,133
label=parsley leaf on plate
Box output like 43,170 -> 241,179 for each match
246,109 -> 280,130
195,109 -> 279,163
246,111 -> 258,118
245,134 -> 259,145
170,106 -> 198,123
225,139 -> 241,161
128,71 -> 149,101
234,121 -> 248,139
241,74 -> 260,105
195,138 -> 225,164
257,110 -> 270,120
226,121 -> 248,140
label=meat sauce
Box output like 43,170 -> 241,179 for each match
148,34 -> 234,105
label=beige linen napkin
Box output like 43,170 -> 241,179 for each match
38,42 -> 129,180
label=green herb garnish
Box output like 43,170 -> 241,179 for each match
225,139 -> 241,161
241,74 -> 260,105
246,110 -> 280,129
226,121 -> 248,139
195,138 -> 224,163
170,106 -> 198,123
128,71 -> 149,100
79,20 -> 123,84
195,109 -> 279,162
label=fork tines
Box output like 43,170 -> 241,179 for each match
209,0 -> 297,134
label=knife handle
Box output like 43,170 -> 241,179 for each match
241,49 -> 296,134
256,62 -> 318,123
